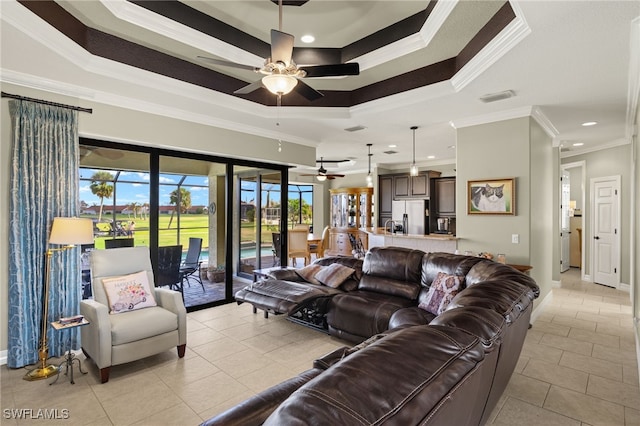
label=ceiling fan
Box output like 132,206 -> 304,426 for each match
197,0 -> 359,102
79,146 -> 124,160
300,158 -> 347,181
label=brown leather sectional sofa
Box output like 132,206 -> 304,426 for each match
203,246 -> 539,425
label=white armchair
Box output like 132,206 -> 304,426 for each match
80,246 -> 187,383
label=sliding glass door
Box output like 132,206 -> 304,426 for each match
235,167 -> 284,278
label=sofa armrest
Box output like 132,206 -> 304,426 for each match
154,288 -> 187,346
268,269 -> 302,281
201,368 -> 321,426
80,299 -> 112,369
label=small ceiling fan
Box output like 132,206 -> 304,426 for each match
198,0 -> 359,101
300,158 -> 347,181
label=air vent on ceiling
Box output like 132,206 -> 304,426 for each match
383,150 -> 398,155
344,125 -> 366,132
479,90 -> 516,103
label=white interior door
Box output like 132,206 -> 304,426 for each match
560,170 -> 571,272
591,176 -> 620,287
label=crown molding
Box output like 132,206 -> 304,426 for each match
449,106 -> 534,129
531,106 -> 560,139
451,1 -> 531,92
560,138 -> 631,159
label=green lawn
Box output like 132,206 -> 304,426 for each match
84,213 -> 280,250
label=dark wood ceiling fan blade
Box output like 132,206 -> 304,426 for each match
234,80 -> 265,94
326,174 -> 345,178
300,62 -> 360,77
292,79 -> 324,101
271,29 -> 294,66
197,56 -> 257,71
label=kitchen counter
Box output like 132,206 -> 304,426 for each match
364,228 -> 458,253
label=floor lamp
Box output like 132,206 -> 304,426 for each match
24,217 -> 94,381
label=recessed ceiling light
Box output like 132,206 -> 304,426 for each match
301,35 -> 315,43
572,142 -> 584,146
388,144 -> 397,148
427,155 -> 435,159
581,121 -> 597,127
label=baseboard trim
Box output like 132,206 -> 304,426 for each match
531,289 -> 553,324
551,279 -> 561,288
619,282 -> 630,293
0,350 -> 7,366
635,318 -> 640,387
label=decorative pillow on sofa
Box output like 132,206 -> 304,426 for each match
295,264 -> 324,285
315,263 -> 356,289
418,272 -> 464,315
102,270 -> 157,314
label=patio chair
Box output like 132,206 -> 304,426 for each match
80,246 -> 186,383
156,245 -> 184,300
272,232 -> 282,266
180,237 -> 204,292
104,238 -> 134,249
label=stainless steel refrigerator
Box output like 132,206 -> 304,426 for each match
392,199 -> 430,235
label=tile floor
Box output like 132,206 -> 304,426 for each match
1,268 -> 638,425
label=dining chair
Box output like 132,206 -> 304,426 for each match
180,237 -> 204,292
309,225 -> 330,260
288,230 -> 310,266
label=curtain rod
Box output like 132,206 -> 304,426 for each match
1,92 -> 93,114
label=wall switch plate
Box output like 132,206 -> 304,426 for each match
511,234 -> 520,244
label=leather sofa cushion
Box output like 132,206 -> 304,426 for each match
430,306 -> 506,353
327,291 -> 416,341
388,306 -> 436,330
362,246 -> 424,283
421,252 -> 486,288
358,247 -> 424,299
466,261 -> 539,297
264,325 -> 485,426
447,280 -> 535,323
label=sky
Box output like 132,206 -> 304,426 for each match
79,169 -> 312,208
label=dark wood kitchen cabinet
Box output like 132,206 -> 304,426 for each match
434,177 -> 456,216
393,171 -> 440,199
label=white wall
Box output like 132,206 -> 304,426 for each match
561,145 -> 632,285
456,116 -> 554,307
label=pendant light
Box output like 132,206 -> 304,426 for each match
410,126 -> 418,176
366,143 -> 373,187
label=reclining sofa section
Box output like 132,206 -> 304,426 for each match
207,247 -> 540,425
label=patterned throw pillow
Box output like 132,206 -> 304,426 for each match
295,264 -> 324,285
102,270 -> 157,314
418,272 -> 464,315
315,263 -> 356,289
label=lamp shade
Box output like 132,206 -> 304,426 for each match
49,217 -> 94,245
262,74 -> 298,95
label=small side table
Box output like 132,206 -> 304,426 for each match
50,319 -> 89,385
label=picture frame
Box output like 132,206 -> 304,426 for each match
467,178 -> 515,215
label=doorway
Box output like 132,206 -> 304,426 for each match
560,161 -> 586,279
591,175 -> 621,288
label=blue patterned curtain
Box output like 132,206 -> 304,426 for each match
8,100 -> 81,368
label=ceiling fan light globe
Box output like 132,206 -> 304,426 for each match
262,74 -> 298,95
316,175 -> 327,182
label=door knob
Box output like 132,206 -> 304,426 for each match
594,236 -> 600,240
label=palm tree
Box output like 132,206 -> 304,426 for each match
167,188 -> 191,229
89,171 -> 114,222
